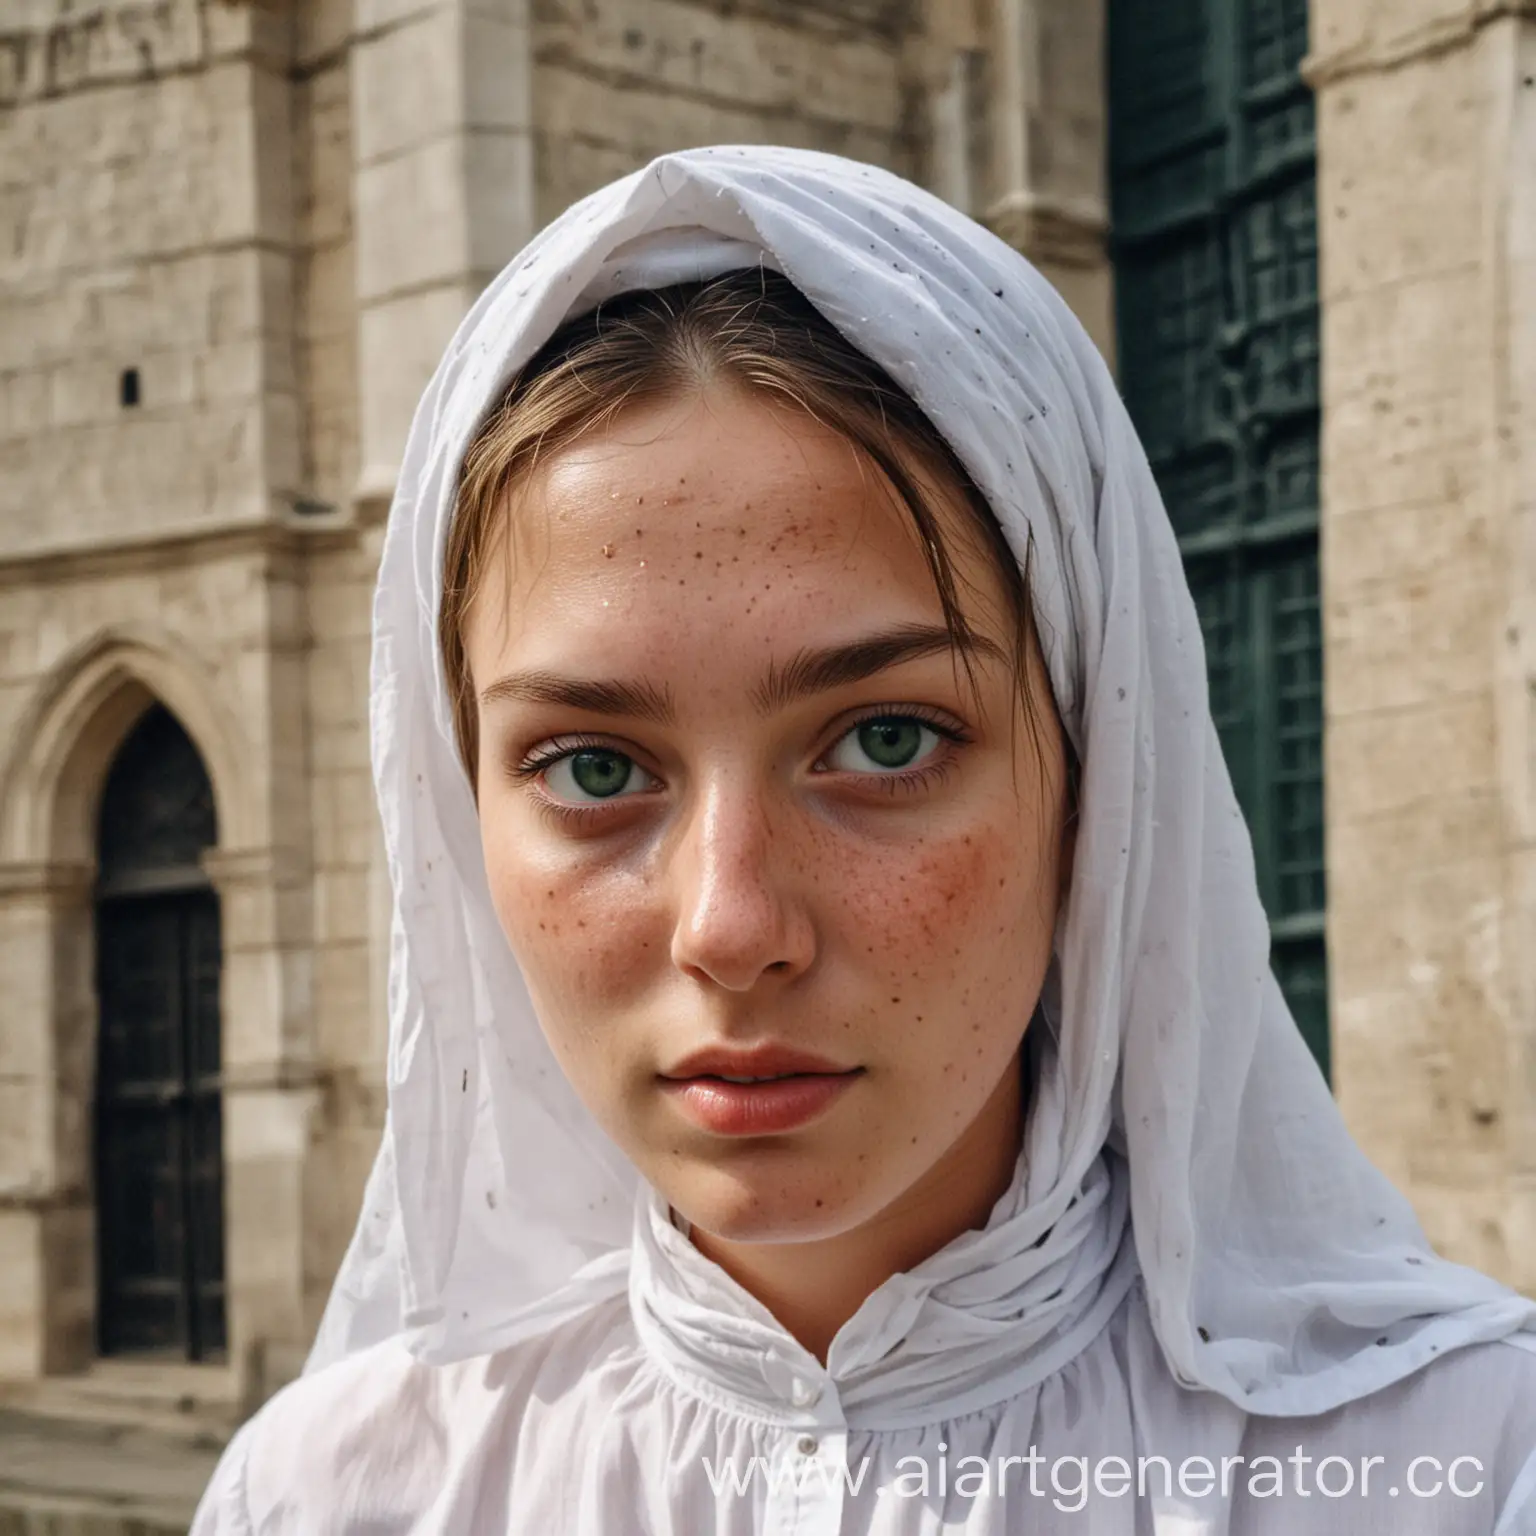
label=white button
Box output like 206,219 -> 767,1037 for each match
796,1434 -> 819,1456
788,1377 -> 822,1408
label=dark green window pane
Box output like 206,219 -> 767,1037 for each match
1245,0 -> 1310,87
1110,0 -> 1328,1076
1272,553 -> 1325,922
1274,942 -> 1330,1079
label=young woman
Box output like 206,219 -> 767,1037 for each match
192,147 -> 1536,1533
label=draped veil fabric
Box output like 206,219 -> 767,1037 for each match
308,146 -> 1536,1429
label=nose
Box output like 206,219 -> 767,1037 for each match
669,773 -> 815,993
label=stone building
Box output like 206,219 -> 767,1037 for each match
0,0 -> 1530,1454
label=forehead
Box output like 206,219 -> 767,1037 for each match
466,389 -> 1011,666
524,392 -> 911,559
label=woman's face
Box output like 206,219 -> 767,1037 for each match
464,386 -> 1071,1247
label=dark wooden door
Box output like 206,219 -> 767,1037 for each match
94,706 -> 226,1359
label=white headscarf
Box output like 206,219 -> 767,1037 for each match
309,145 -> 1535,1419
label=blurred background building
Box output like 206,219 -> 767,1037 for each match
0,0 -> 1531,1524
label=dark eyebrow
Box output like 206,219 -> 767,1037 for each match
750,622 -> 1004,714
479,672 -> 676,723
479,622 -> 1003,723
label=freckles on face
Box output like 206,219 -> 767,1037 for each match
500,856 -> 670,1068
462,385 -> 1068,1244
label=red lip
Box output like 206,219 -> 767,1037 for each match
661,1044 -> 856,1081
658,1043 -> 864,1136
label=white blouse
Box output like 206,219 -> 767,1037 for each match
192,1180 -> 1536,1535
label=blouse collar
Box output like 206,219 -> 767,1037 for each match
627,1143 -> 1140,1433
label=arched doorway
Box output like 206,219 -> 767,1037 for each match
93,703 -> 227,1360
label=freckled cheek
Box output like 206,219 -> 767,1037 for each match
483,853 -> 667,1012
830,830 -> 1050,1095
836,832 -> 1010,970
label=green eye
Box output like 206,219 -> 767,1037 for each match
826,716 -> 942,774
858,719 -> 924,768
547,749 -> 645,801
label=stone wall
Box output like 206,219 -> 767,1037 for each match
350,0 -> 535,511
293,0 -> 360,515
0,0 -> 324,1395
290,0 -> 384,1346
0,1 -> 301,551
1313,0 -> 1536,1286
298,529 -> 388,1346
532,0 -> 918,220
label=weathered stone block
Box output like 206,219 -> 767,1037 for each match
356,283 -> 477,491
297,69 -> 356,255
0,911 -> 53,1081
463,129 -> 538,274
354,7 -> 463,166
0,1080 -> 52,1198
1327,692 -> 1496,822
1315,66 -> 1485,300
219,949 -> 289,1073
464,9 -> 534,133
0,1210 -> 44,1380
1331,988 -> 1425,1181
534,63 -> 897,176
355,136 -> 473,303
1328,785 -> 1502,900
356,0 -> 450,32
1312,0 -> 1496,70
534,0 -> 902,126
224,1085 -> 324,1373
1324,569 -> 1498,718
312,942 -> 376,1068
298,0 -> 358,71
315,869 -> 371,948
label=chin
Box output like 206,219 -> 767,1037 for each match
662,1154 -> 879,1246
